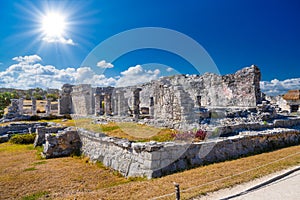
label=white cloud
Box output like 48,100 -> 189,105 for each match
0,57 -> 161,89
260,78 -> 300,96
12,55 -> 42,64
42,36 -> 76,45
96,60 -> 114,69
0,55 -> 116,89
166,67 -> 173,72
116,65 -> 161,87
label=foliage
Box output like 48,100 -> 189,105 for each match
9,133 -> 37,144
46,93 -> 58,101
32,94 -> 43,100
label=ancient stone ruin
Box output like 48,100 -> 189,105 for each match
58,65 -> 262,129
1,65 -> 300,179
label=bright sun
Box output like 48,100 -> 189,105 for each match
42,13 -> 66,37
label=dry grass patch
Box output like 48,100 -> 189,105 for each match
0,143 -> 132,200
0,143 -> 299,200
49,118 -> 176,142
52,145 -> 300,200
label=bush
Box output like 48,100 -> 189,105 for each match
9,133 -> 37,144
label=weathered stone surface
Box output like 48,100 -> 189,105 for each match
77,124 -> 300,179
58,84 -> 73,115
42,128 -> 81,158
59,66 -> 262,128
3,99 -> 21,119
0,122 -> 47,135
33,126 -> 66,147
31,97 -> 37,115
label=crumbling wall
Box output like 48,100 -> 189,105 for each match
60,66 -> 261,123
71,84 -> 95,115
111,65 -> 261,125
58,84 -> 73,115
42,127 -> 81,158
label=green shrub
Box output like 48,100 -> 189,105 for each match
22,191 -> 49,200
9,133 -> 36,144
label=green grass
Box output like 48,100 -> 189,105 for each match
21,191 -> 49,200
23,167 -> 37,172
32,161 -> 46,166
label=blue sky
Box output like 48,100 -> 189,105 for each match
0,0 -> 299,95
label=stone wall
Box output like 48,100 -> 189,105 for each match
78,125 -> 300,178
111,65 -> 261,126
0,122 -> 48,135
71,84 -> 95,115
58,84 -> 73,115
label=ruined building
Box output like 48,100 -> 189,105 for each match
283,90 -> 300,113
58,65 -> 262,127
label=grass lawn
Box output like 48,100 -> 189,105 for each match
0,142 -> 299,200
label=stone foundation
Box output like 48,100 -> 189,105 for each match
32,117 -> 300,178
78,125 -> 300,178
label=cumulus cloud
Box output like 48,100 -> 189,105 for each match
12,55 -> 42,64
260,78 -> 300,96
42,36 -> 76,45
96,60 -> 114,69
0,56 -> 162,89
0,55 -> 116,89
166,67 -> 173,72
116,65 -> 160,87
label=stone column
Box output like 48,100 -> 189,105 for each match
94,93 -> 101,116
113,96 -> 117,116
132,88 -> 142,119
31,97 -> 37,115
104,94 -> 111,116
45,98 -> 51,116
18,98 -> 24,115
149,97 -> 154,118
115,90 -> 125,116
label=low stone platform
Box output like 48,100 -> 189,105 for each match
78,126 -> 300,178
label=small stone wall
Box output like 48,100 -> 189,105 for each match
78,127 -> 300,179
217,117 -> 300,136
0,122 -> 48,136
